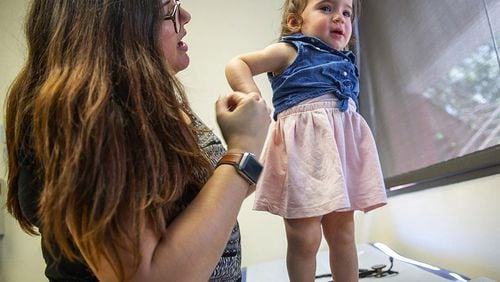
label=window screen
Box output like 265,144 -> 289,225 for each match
358,0 -> 500,191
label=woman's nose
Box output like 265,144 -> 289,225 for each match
180,6 -> 191,24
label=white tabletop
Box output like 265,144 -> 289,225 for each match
243,243 -> 470,282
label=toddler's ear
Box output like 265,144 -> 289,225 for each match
286,14 -> 302,33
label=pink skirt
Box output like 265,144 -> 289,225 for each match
254,95 -> 387,218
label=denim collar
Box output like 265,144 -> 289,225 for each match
281,33 -> 356,63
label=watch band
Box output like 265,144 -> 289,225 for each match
217,153 -> 244,168
216,152 -> 263,185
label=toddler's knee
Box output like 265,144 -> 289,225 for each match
287,230 -> 322,256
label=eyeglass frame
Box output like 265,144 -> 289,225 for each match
163,0 -> 181,34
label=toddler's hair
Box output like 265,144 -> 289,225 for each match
279,0 -> 361,47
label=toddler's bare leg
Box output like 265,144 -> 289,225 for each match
322,211 -> 358,282
284,216 -> 322,282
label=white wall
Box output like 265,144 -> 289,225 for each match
0,0 -> 47,281
1,0 -> 499,281
355,173 -> 500,280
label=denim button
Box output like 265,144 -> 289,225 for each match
343,71 -> 348,76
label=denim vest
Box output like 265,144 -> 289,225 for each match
269,33 -> 359,120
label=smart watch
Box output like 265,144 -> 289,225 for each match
216,152 -> 263,185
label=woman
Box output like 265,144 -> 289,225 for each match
4,0 -> 270,281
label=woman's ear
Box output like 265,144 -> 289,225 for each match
286,14 -> 302,33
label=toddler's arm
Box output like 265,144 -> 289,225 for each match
225,42 -> 297,97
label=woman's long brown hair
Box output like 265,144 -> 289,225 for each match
5,0 -> 211,279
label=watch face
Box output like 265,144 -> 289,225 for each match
240,153 -> 263,184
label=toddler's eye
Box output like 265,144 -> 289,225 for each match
319,6 -> 333,12
343,10 -> 352,18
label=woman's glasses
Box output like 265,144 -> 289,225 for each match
163,0 -> 181,34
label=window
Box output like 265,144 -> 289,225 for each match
357,0 -> 500,194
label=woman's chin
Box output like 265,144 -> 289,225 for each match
172,56 -> 190,73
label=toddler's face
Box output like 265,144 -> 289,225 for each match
299,0 -> 353,50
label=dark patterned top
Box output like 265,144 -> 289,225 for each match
193,115 -> 242,282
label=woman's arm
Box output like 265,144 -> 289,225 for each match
225,42 -> 297,96
92,92 -> 270,281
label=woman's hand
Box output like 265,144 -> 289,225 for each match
216,92 -> 271,158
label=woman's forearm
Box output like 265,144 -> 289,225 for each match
136,165 -> 250,281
